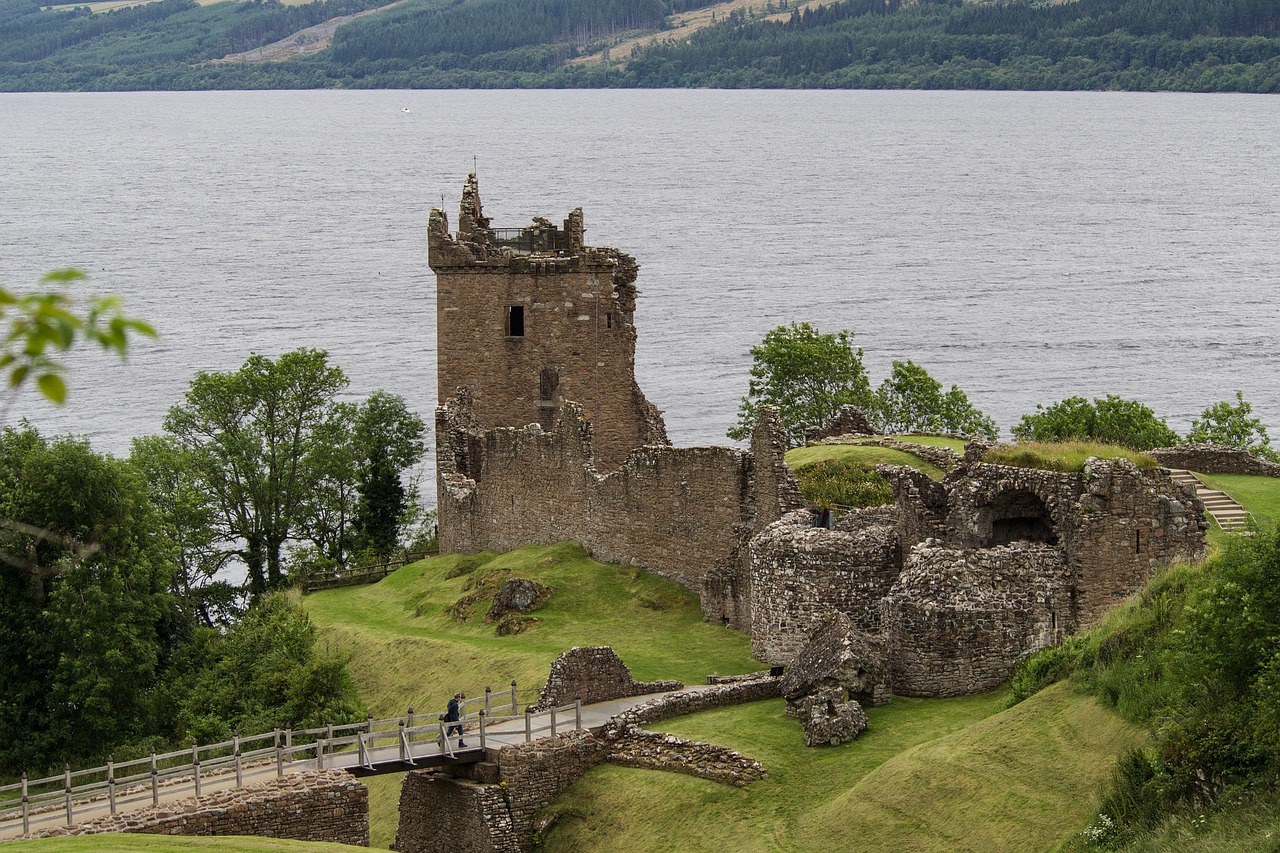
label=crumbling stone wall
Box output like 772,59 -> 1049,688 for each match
603,729 -> 767,786
1149,444 -> 1280,477
606,676 -> 783,729
395,772 -> 520,853
882,543 -> 1073,696
429,174 -> 667,473
749,509 -> 900,665
536,646 -> 682,710
437,395 -> 803,619
25,770 -> 367,845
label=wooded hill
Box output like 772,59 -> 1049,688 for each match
1,0 -> 1279,91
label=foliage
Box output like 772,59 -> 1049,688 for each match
870,359 -> 997,439
1187,390 -> 1278,462
1,269 -> 153,407
1012,395 -> 1180,451
1009,527 -> 1280,844
163,348 -> 348,596
728,322 -> 871,448
784,442 -> 946,479
984,440 -> 1159,473
159,591 -> 365,742
0,424 -> 179,774
791,457 -> 894,510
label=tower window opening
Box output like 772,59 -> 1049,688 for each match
606,312 -> 614,329
505,305 -> 525,337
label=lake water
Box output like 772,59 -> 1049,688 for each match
2,89 -> 1278,496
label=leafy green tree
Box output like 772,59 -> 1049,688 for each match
163,348 -> 348,595
1187,391 -> 1278,461
353,391 -> 426,557
871,359 -> 998,439
159,592 -> 365,744
0,424 -> 180,774
1012,394 -> 1180,450
2,269 -> 154,408
728,322 -> 872,447
129,435 -> 243,627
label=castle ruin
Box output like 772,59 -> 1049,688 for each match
430,177 -> 1207,700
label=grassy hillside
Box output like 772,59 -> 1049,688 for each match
544,683 -> 1139,852
1195,471 -> 1280,532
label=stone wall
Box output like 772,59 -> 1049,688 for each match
535,646 -> 682,710
882,543 -> 1073,697
749,509 -> 900,665
1149,443 -> 1280,477
606,676 -> 783,729
603,729 -> 767,787
429,174 -> 667,473
437,396 -> 803,616
395,772 -> 519,853
25,770 -> 367,846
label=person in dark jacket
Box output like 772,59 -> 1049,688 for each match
445,692 -> 466,747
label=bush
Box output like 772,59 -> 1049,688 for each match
1012,395 -> 1180,451
791,457 -> 894,509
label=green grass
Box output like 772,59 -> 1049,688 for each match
883,434 -> 968,452
1097,782 -> 1280,853
984,441 -> 1159,473
785,444 -> 945,479
3,838 -> 367,852
544,682 -> 1140,852
303,541 -> 761,721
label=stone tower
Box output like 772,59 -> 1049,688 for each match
428,174 -> 668,472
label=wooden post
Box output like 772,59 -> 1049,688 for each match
192,739 -> 201,798
273,725 -> 280,750
285,726 -> 293,752
233,731 -> 243,788
367,712 -> 374,734
107,755 -> 116,814
63,763 -> 72,826
20,772 -> 29,836
399,721 -> 408,762
407,707 -> 415,744
150,748 -> 159,807
550,706 -> 558,737
511,680 -> 518,714
524,708 -> 533,742
275,739 -> 284,779
357,732 -> 368,769
479,710 -> 487,750
485,685 -> 492,714
316,738 -> 325,770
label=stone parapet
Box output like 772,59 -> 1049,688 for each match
1149,444 -> 1280,477
606,676 -> 783,729
535,646 -> 682,710
603,729 -> 767,787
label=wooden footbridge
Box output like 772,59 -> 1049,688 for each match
0,682 -> 620,841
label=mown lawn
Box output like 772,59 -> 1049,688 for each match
1194,471 -> 1280,532
545,682 -> 1140,853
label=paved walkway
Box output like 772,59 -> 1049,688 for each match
0,689 -> 690,841
1169,469 -> 1251,531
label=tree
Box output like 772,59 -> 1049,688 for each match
163,348 -> 348,595
1187,391 -> 1277,461
352,391 -> 427,557
0,424 -> 181,774
1012,394 -> 1180,450
129,435 -> 243,627
2,269 -> 154,408
728,322 -> 872,447
871,359 -> 998,439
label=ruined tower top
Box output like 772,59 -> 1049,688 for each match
429,172 -> 587,269
429,174 -> 667,473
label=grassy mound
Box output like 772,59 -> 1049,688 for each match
785,444 -> 945,479
983,441 -> 1159,473
544,683 -> 1138,852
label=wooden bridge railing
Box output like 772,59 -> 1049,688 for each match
0,680 -> 584,836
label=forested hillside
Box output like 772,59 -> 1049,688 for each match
1,0 -> 1279,93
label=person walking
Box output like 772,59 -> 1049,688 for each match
445,692 -> 466,748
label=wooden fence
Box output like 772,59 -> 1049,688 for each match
0,681 -> 582,836
301,547 -> 437,593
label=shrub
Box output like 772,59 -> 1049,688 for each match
791,457 -> 894,509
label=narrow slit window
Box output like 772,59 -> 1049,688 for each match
505,305 -> 525,337
606,312 -> 614,329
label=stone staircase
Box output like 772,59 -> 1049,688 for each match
1168,469 -> 1251,531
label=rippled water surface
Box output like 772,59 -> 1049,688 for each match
2,90 -> 1278,490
